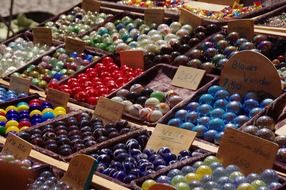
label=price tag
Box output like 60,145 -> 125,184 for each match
61,154 -> 97,190
228,19 -> 254,40
179,8 -> 204,28
82,0 -> 100,12
146,124 -> 197,155
9,75 -> 31,94
65,37 -> 85,53
217,127 -> 279,175
119,50 -> 144,69
144,8 -> 165,25
32,27 -> 52,46
94,97 -> 124,122
149,184 -> 175,190
2,133 -> 33,160
220,50 -> 282,98
275,124 -> 286,136
171,65 -> 206,90
46,88 -> 70,108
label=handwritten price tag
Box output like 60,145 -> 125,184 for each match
82,0 -> 100,12
119,50 -> 144,69
61,154 -> 97,190
146,124 -> 197,155
144,8 -> 165,25
228,19 -> 254,40
94,97 -> 124,122
2,133 -> 32,160
32,27 -> 52,46
171,65 -> 206,90
46,88 -> 70,108
219,50 -> 282,98
217,127 -> 278,175
9,75 -> 31,94
65,37 -> 85,53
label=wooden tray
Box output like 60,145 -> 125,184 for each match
0,31 -> 61,78
82,129 -> 210,189
4,45 -> 105,91
108,64 -> 218,126
20,111 -> 144,161
131,152 -> 286,190
180,1 -> 286,27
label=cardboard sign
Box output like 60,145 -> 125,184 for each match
0,161 -> 36,190
217,127 -> 279,175
146,124 -> 197,155
149,184 -> 175,190
195,0 -> 236,6
119,50 -> 144,69
94,97 -> 124,122
220,50 -> 282,98
32,27 -> 52,46
228,19 -> 254,40
144,8 -> 165,25
65,37 -> 85,53
171,65 -> 206,91
82,0 -> 100,12
2,133 -> 32,160
276,125 -> 286,136
179,8 -> 204,28
9,75 -> 31,94
46,88 -> 70,108
61,154 -> 97,190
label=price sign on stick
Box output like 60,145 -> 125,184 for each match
32,27 -> 52,46
9,75 -> 31,94
94,97 -> 124,122
46,88 -> 70,108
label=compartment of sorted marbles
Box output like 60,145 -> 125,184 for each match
53,56 -> 143,109
0,32 -> 58,78
82,129 -> 210,188
241,93 -> 286,173
18,111 -> 143,161
183,30 -> 286,75
255,5 -> 286,29
81,11 -> 199,54
108,64 -> 218,126
38,4 -> 117,42
5,45 -> 103,91
131,154 -> 286,190
159,82 -> 275,147
181,1 -> 286,26
0,95 -> 71,137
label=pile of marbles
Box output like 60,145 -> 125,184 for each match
0,37 -> 54,77
56,56 -> 143,105
0,87 -> 28,104
45,7 -> 113,40
184,33 -> 273,71
82,16 -> 193,53
90,133 -> 206,184
0,98 -> 67,135
144,24 -> 220,66
242,115 -> 286,163
112,84 -> 183,123
167,85 -> 273,144
118,0 -> 184,8
141,155 -> 283,190
28,170 -> 72,190
11,48 -> 99,89
260,12 -> 286,28
183,2 -> 262,20
18,113 -> 134,156
0,153 -> 38,170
